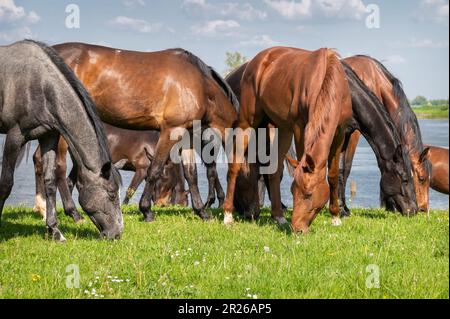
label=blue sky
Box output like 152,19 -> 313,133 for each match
1,0 -> 448,99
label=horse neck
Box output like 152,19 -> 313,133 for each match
52,91 -> 106,174
351,86 -> 400,171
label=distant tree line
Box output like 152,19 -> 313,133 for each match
410,95 -> 449,107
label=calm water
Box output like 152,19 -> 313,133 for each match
1,120 -> 449,210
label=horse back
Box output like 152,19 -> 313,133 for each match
344,56 -> 399,116
53,43 -> 211,130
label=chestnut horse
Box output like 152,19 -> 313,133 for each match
340,56 -> 431,214
223,47 -> 352,233
227,61 -> 418,222
33,124 -> 189,220
52,43 -> 238,222
426,145 -> 449,195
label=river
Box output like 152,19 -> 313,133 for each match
1,120 -> 448,211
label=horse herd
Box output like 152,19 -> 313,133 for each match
0,40 -> 448,241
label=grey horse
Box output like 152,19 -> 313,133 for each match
0,40 -> 123,241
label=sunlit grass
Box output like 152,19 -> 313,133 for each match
0,205 -> 448,299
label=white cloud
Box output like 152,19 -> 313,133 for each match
415,0 -> 449,24
0,0 -> 40,41
264,0 -> 369,20
384,55 -> 407,65
109,16 -> 162,33
191,19 -> 240,37
182,0 -> 267,21
389,38 -> 449,49
122,0 -> 146,8
239,35 -> 280,47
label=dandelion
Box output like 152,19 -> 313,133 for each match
264,246 -> 270,253
194,261 -> 200,267
31,274 -> 41,282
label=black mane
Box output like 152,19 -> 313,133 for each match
342,61 -> 400,145
25,40 -> 112,165
356,55 -> 426,154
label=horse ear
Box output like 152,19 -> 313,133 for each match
302,154 -> 315,174
286,156 -> 299,169
114,159 -> 128,170
420,147 -> 431,163
101,162 -> 112,179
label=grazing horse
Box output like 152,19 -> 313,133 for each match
223,47 -> 353,233
340,56 -> 431,214
425,145 -> 449,195
0,40 -> 123,241
52,43 -> 238,222
226,61 -> 418,222
33,124 -> 189,220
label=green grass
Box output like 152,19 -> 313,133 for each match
413,105 -> 449,119
0,205 -> 448,299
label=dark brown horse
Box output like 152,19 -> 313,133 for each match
52,43 -> 238,222
33,124 -> 189,220
426,145 -> 449,195
340,56 -> 431,214
223,47 -> 353,233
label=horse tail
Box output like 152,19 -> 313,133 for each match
304,49 -> 344,153
15,142 -> 32,169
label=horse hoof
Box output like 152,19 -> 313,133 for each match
274,217 -> 288,226
72,213 -> 84,224
144,213 -> 155,223
51,230 -> 67,243
224,212 -> 234,225
332,217 -> 342,227
340,207 -> 351,218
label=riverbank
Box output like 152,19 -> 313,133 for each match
413,105 -> 449,119
0,206 -> 448,299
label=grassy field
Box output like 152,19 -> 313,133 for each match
0,205 -> 448,299
413,105 -> 449,119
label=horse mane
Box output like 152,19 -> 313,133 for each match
173,48 -> 240,111
24,40 -> 112,165
305,49 -> 343,153
342,61 -> 401,144
356,55 -> 425,154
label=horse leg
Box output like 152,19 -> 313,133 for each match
329,129 -> 347,227
33,146 -> 47,219
182,149 -> 210,220
0,128 -> 25,225
339,131 -> 360,217
67,161 -> 77,195
139,129 -> 183,222
39,134 -> 66,242
124,168 -> 147,205
55,138 -> 83,223
172,164 -> 188,206
214,163 -> 226,209
205,163 -> 217,209
258,177 -> 266,208
267,128 -> 293,225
